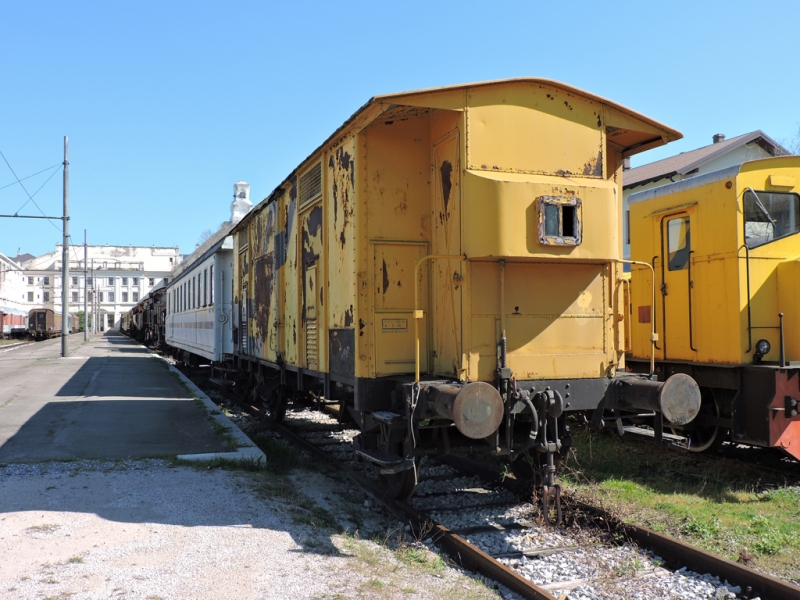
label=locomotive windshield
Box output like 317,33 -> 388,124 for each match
744,190 -> 800,248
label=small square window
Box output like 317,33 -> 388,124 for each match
132,277 -> 138,286
72,277 -> 79,285
28,277 -> 33,284
122,277 -> 128,285
108,292 -> 115,303
43,276 -> 50,285
27,292 -> 33,302
87,277 -> 93,285
537,196 -> 582,246
43,292 -> 50,302
122,292 -> 129,302
133,292 -> 139,302
108,277 -> 114,286
149,278 -> 155,286
71,292 -> 78,302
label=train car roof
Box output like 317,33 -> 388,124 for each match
628,156 -> 800,206
236,78 -> 682,230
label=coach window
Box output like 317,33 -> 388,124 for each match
210,265 -> 214,305
538,196 -> 582,245
203,269 -> 208,306
744,190 -> 800,248
667,216 -> 691,271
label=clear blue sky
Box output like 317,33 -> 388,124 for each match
2,1 -> 798,259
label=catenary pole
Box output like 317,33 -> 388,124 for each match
84,230 -> 88,340
61,136 -> 69,357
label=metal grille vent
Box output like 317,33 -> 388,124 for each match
299,162 -> 322,206
238,229 -> 248,249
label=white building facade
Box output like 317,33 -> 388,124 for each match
20,245 -> 183,330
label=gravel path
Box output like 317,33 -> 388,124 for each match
0,459 -> 504,599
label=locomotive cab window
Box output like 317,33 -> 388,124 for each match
538,196 -> 582,245
744,190 -> 800,248
667,216 -> 691,271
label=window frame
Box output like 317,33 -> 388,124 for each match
743,189 -> 800,249
537,196 -> 583,246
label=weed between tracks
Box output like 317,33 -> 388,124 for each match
560,430 -> 800,582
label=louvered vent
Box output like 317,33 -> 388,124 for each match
238,229 -> 248,249
299,162 -> 322,206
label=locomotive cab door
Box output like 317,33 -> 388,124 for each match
660,211 -> 695,360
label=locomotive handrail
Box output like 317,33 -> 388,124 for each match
413,254 -> 467,383
618,259 -> 657,375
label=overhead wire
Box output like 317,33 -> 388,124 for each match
0,149 -> 63,231
0,162 -> 61,191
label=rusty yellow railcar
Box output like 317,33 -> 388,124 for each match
628,157 -> 800,460
232,78 -> 698,514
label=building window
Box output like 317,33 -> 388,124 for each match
132,277 -> 138,286
132,292 -> 139,302
108,292 -> 115,303
164,278 -> 168,284
27,292 -> 33,302
99,292 -> 104,302
210,265 -> 214,305
108,277 -> 114,285
87,277 -> 93,285
122,292 -> 128,302
43,276 -> 50,285
149,277 -> 155,286
122,277 -> 128,285
71,292 -> 78,302
43,292 -> 50,302
27,277 -> 33,284
72,277 -> 79,285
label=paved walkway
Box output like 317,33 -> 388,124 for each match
0,331 -> 227,462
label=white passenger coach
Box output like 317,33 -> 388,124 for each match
165,234 -> 235,364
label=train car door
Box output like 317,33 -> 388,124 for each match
660,211 -> 694,359
432,130 -> 463,378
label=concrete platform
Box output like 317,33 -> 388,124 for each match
0,331 -> 242,463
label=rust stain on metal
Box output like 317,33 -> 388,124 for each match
382,259 -> 390,294
344,305 -> 354,327
582,150 -> 603,177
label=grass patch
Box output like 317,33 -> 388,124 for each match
67,556 -> 83,564
560,430 -> 800,580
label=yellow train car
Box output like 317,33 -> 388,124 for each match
628,156 -> 800,459
231,78 -> 699,511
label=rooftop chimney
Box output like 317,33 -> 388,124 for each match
713,133 -> 726,144
231,181 -> 253,225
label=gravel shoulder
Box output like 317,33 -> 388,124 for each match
0,458 -> 505,600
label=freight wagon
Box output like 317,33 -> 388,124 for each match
28,308 -> 76,340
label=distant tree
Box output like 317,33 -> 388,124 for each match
780,124 -> 800,155
197,229 -> 215,245
75,311 -> 92,331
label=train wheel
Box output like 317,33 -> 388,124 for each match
379,463 -> 418,500
261,385 -> 287,424
673,387 -> 726,453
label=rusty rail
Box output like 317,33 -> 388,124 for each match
271,421 -> 555,600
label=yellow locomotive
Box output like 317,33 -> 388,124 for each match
228,78 -> 701,515
628,156 -> 800,460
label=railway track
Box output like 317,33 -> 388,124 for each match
180,367 -> 800,600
